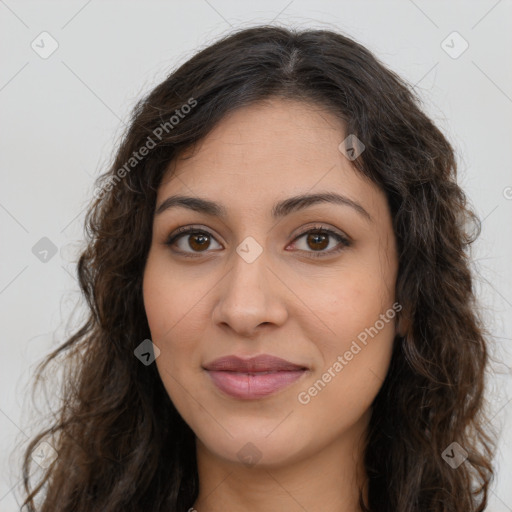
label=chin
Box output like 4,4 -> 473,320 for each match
195,422 -> 313,469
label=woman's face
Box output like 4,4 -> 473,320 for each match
143,98 -> 400,467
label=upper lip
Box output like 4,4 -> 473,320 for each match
203,354 -> 308,372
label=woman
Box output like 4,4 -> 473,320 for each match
21,25 -> 495,512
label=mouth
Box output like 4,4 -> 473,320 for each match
202,354 -> 309,400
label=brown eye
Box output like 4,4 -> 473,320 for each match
188,233 -> 211,252
305,231 -> 329,251
165,225 -> 350,259
291,227 -> 350,258
165,228 -> 222,256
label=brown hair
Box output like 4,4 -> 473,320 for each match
20,25 -> 495,511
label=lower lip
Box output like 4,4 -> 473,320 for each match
206,370 -> 307,399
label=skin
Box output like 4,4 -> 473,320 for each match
143,98 -> 402,512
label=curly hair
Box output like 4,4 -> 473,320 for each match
19,25 -> 496,512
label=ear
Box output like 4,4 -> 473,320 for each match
395,310 -> 411,338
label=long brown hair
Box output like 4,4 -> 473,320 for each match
20,25 -> 495,511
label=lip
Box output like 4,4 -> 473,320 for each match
203,354 -> 309,400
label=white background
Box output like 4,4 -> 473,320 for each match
1,1 -> 511,510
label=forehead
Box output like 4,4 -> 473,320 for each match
157,98 -> 383,218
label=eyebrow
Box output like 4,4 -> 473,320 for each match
155,191 -> 372,222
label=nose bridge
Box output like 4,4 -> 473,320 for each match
225,242 -> 270,308
213,239 -> 287,333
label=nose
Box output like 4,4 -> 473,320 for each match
211,249 -> 288,338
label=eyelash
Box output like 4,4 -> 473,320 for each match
164,224 -> 351,259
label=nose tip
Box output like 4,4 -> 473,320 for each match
211,257 -> 288,336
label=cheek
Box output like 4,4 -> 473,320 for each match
299,258 -> 397,397
143,256 -> 170,336
143,253 -> 207,383
309,262 -> 396,339
319,293 -> 396,384
296,302 -> 397,431
143,252 -> 207,338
